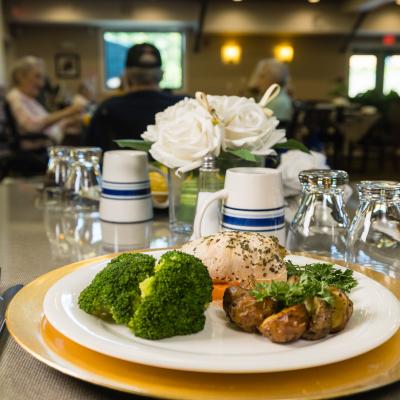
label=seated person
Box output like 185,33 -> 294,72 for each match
85,43 -> 184,151
359,97 -> 400,147
72,79 -> 97,115
248,58 -> 294,125
6,56 -> 85,151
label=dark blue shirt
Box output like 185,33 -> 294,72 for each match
85,90 -> 184,151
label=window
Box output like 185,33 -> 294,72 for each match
383,55 -> 400,95
103,31 -> 184,90
348,55 -> 377,98
348,52 -> 400,98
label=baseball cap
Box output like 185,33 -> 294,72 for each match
125,43 -> 162,68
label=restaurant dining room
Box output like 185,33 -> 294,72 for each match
1,0 -> 400,399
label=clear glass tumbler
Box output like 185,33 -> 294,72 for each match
286,169 -> 350,261
64,147 -> 102,210
44,146 -> 72,188
168,169 -> 198,234
347,181 -> 400,278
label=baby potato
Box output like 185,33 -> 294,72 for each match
258,304 -> 309,343
223,286 -> 277,333
330,287 -> 353,333
302,297 -> 332,340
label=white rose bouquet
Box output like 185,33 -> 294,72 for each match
117,85 -> 307,174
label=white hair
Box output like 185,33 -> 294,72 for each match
11,56 -> 45,86
124,67 -> 163,87
249,58 -> 290,88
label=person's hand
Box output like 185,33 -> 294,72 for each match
71,96 -> 89,112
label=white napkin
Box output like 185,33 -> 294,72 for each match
277,150 -> 329,198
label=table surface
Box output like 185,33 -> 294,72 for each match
0,180 -> 399,400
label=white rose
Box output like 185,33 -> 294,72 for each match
209,95 -> 286,155
142,98 -> 222,173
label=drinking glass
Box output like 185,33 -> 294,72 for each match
286,169 -> 350,260
64,147 -> 102,210
347,181 -> 400,278
39,146 -> 72,208
44,146 -> 72,188
168,169 -> 198,233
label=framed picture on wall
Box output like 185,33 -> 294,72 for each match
54,53 -> 80,79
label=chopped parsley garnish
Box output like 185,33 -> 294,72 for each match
251,261 -> 358,307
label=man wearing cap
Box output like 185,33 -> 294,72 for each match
85,43 -> 184,150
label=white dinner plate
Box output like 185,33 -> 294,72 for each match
43,251 -> 400,373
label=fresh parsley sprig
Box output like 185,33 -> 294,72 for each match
286,261 -> 358,293
251,262 -> 358,307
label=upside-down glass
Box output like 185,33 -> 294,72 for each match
44,146 -> 72,188
347,181 -> 400,278
286,169 -> 350,260
40,146 -> 72,207
64,147 -> 102,210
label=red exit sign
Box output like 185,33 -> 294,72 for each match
383,35 -> 396,46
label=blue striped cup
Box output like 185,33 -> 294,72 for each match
193,167 -> 285,243
100,150 -> 165,224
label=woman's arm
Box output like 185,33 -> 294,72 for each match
39,105 -> 83,129
8,93 -> 84,133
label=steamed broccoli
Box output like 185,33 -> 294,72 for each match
78,253 -> 156,324
128,250 -> 213,340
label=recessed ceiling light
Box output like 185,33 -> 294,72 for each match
233,0 -> 243,2
396,0 -> 400,5
308,0 -> 320,3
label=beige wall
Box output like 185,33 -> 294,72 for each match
7,25 -> 351,101
0,0 -> 6,85
187,35 -> 348,100
5,0 -> 400,99
8,25 -> 100,99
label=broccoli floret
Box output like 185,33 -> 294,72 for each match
128,250 -> 213,340
78,253 -> 156,324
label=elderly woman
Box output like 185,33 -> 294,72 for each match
6,56 -> 85,150
248,58 -> 294,124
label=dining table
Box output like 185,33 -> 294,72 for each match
0,178 -> 399,400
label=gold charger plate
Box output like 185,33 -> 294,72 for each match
6,252 -> 400,400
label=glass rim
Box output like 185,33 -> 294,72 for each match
69,147 -> 102,159
299,169 -> 349,188
47,146 -> 74,156
358,180 -> 400,198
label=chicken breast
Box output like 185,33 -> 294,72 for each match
181,231 -> 287,283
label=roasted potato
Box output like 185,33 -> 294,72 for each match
258,304 -> 309,343
223,286 -> 277,333
302,297 -> 332,340
330,287 -> 353,333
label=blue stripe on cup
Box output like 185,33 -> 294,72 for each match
222,214 -> 285,227
221,206 -> 285,233
224,205 -> 284,212
221,224 -> 285,233
101,181 -> 151,200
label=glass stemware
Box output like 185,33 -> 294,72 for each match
286,169 -> 350,260
347,181 -> 400,278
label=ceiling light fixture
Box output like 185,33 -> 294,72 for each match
274,43 -> 294,63
221,42 -> 242,64
396,0 -> 400,5
308,0 -> 320,3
